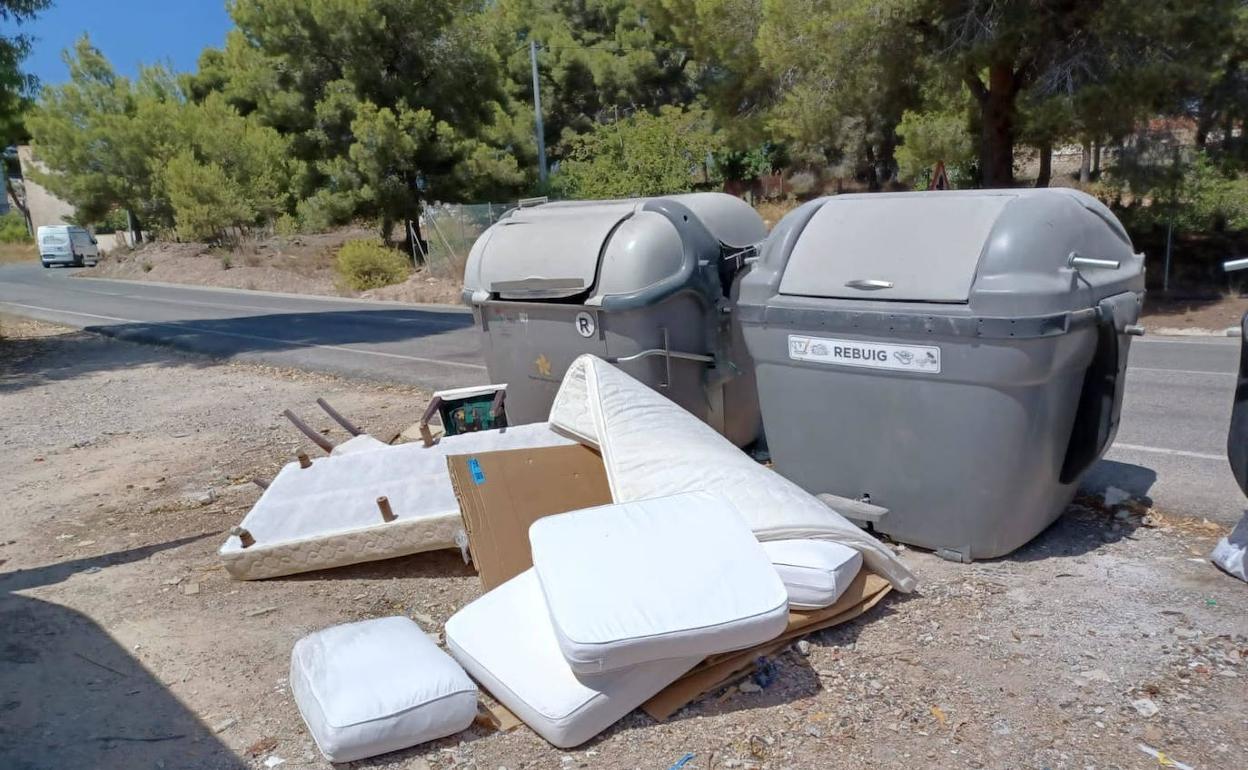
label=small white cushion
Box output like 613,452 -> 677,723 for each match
290,617 -> 477,762
528,491 -> 789,674
445,570 -> 699,748
761,539 -> 863,609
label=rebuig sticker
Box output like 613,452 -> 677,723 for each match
787,334 -> 941,374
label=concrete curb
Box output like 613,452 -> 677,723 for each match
1147,326 -> 1241,338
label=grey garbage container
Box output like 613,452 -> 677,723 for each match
739,188 -> 1145,560
462,193 -> 766,447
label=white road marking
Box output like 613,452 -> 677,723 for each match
0,301 -> 487,371
1109,442 -> 1226,462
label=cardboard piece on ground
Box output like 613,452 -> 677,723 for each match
447,444 -> 612,590
642,570 -> 892,721
476,700 -> 522,733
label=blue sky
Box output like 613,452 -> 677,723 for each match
8,0 -> 233,86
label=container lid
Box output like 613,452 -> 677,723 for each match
778,193 -> 1014,303
463,194 -> 766,303
476,202 -> 636,299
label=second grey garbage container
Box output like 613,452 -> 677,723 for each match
462,193 -> 766,447
739,188 -> 1145,560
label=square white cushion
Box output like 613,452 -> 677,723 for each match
290,616 -> 478,763
761,539 -> 863,609
528,491 -> 789,674
445,570 -> 699,748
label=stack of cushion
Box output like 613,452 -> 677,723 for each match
289,492 -> 870,757
446,491 -> 791,747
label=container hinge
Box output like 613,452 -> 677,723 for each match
935,546 -> 972,564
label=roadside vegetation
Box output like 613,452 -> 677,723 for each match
0,1 -> 1243,294
335,239 -> 414,291
0,211 -> 34,265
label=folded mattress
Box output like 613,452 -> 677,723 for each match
548,355 -> 917,592
445,569 -> 699,748
529,491 -> 789,674
220,423 -> 573,579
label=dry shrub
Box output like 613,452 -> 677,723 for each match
335,238 -> 412,290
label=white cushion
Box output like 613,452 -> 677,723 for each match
445,570 -> 699,748
290,617 -> 478,763
761,539 -> 863,609
528,491 -> 789,674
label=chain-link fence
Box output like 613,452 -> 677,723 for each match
419,202 -> 516,278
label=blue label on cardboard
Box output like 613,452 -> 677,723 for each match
467,457 -> 485,485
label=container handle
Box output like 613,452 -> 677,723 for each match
608,328 -> 713,389
1067,252 -> 1121,270
844,279 -> 894,290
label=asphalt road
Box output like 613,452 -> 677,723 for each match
2,261 -> 1242,525
0,261 -> 486,390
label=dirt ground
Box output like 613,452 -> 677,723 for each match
79,229 -> 463,306
1142,296 -> 1248,335
1,316 -> 1245,770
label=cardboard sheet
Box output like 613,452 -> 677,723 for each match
446,444 -> 612,590
641,571 -> 892,721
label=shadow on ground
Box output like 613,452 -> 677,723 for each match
0,329 -> 204,394
86,308 -> 474,358
999,459 -> 1158,563
0,536 -> 245,769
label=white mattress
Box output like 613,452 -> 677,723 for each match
220,423 -> 573,579
762,539 -> 863,609
330,434 -> 390,456
548,355 -> 917,592
529,491 -> 789,674
445,570 -> 699,748
291,616 -> 478,763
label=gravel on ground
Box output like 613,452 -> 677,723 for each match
1,316 -> 1244,770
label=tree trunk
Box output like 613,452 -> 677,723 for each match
4,176 -> 31,234
1079,141 -> 1091,184
1035,141 -> 1052,188
127,209 -> 144,245
974,63 -> 1018,187
864,144 -> 880,192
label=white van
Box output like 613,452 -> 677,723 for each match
37,224 -> 100,268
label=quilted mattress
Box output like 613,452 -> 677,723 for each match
220,423 -> 573,579
548,355 -> 917,592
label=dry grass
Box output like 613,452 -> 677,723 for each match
754,199 -> 802,231
0,243 -> 36,265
